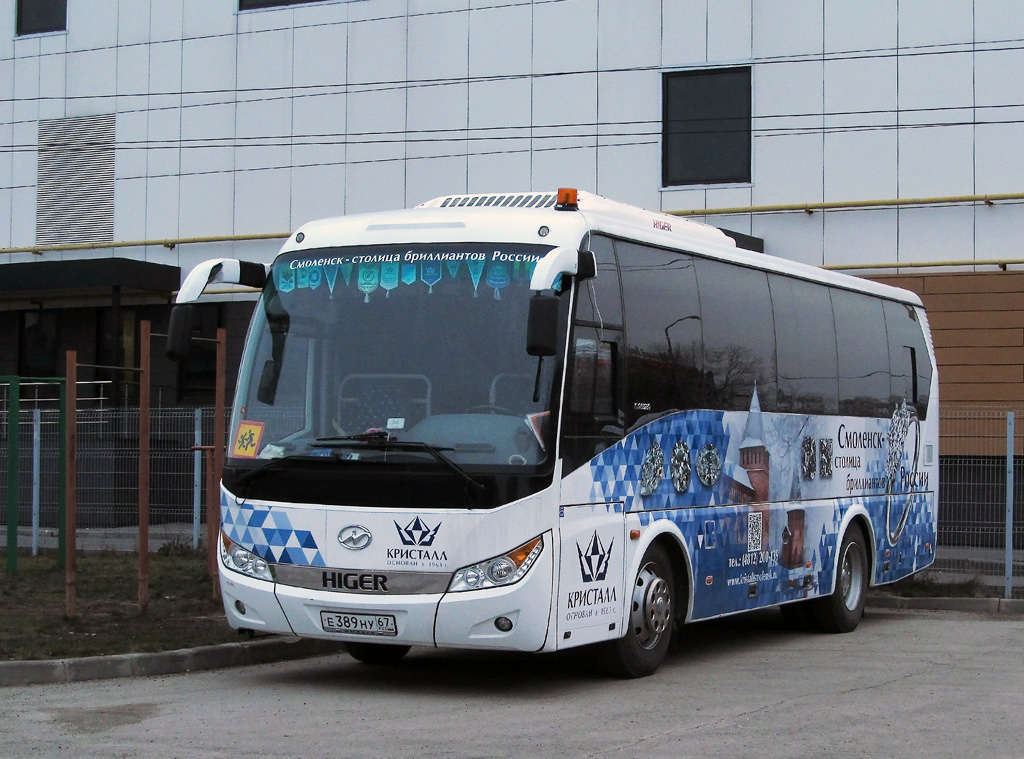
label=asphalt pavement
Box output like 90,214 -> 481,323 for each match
2,595 -> 1021,688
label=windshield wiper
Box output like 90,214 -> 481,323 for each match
312,435 -> 486,496
313,430 -> 392,443
231,452 -> 333,495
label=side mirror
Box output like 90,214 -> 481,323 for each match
527,294 -> 560,356
166,304 -> 195,361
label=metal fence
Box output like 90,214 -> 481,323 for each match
935,406 -> 1024,598
1,407 -> 218,551
2,404 -> 1022,596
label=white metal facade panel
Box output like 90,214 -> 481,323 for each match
0,0 -> 1021,272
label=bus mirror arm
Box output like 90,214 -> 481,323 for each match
175,258 -> 269,304
531,356 -> 544,403
530,246 -> 582,290
169,258 -> 269,362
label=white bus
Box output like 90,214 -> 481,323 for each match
168,189 -> 937,677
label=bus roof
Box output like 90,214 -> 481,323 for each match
283,190 -> 923,308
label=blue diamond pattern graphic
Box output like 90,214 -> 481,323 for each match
221,494 -> 325,567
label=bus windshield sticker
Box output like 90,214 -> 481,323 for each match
358,264 -> 379,302
274,249 -> 547,302
232,420 -> 265,459
380,261 -> 400,296
468,258 -> 484,296
421,262 -> 442,293
325,261 -> 338,293
486,259 -> 510,299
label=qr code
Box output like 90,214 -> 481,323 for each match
748,512 -> 763,552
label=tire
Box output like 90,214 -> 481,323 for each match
810,524 -> 869,633
601,543 -> 675,678
345,642 -> 412,665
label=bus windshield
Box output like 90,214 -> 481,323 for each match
226,242 -> 566,504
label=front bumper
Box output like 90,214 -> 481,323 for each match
219,537 -> 554,652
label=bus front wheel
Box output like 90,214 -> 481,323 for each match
601,543 -> 675,678
345,642 -> 411,665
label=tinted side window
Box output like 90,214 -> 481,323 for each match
619,242 -> 704,429
562,327 -> 623,471
770,276 -> 838,414
833,289 -> 890,417
695,258 -> 777,412
576,235 -> 623,326
883,300 -> 932,420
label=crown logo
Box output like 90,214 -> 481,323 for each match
395,517 -> 441,547
577,531 -> 613,583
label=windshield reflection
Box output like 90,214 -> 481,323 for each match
229,243 -> 564,474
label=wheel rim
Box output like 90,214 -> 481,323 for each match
839,540 -> 865,612
630,562 -> 672,650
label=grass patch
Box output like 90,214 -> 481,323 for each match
0,547 -> 241,661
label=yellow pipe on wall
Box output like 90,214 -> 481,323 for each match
3,191 -> 1024,274
668,191 -> 1024,217
0,231 -> 290,256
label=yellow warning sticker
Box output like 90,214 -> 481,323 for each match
232,421 -> 265,459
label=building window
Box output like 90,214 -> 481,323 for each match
662,67 -> 751,186
19,311 -> 59,377
239,0 -> 330,9
16,0 -> 66,35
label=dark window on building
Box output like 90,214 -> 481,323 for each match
16,0 -> 66,35
19,311 -> 59,376
882,300 -> 932,420
771,275 -> 839,415
833,289 -> 891,417
695,258 -> 777,412
663,67 -> 751,186
239,0 -> 330,9
618,241 -> 705,429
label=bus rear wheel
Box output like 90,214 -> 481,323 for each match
345,642 -> 411,665
810,524 -> 869,633
601,543 -> 675,679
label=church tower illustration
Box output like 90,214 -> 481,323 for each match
739,386 -> 770,502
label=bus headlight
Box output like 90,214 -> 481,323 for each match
448,535 -> 544,592
220,531 -> 275,582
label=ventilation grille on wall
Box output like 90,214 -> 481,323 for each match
36,114 -> 115,246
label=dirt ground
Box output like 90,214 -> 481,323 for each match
0,548 -> 240,661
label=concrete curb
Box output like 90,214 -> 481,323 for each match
0,636 -> 347,688
867,595 -> 1024,614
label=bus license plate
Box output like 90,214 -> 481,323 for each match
320,611 -> 397,637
